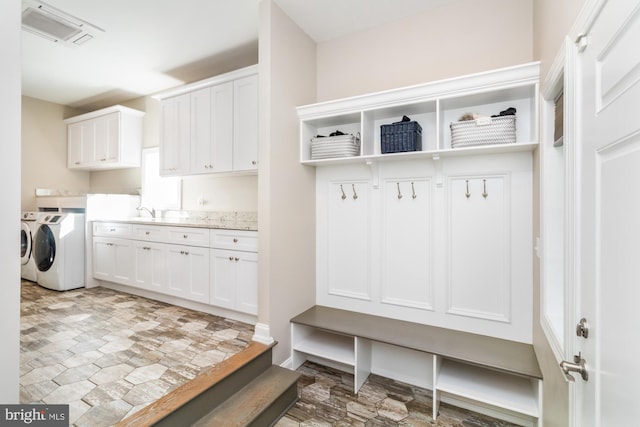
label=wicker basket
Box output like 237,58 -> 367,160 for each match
310,133 -> 360,160
380,121 -> 422,154
450,115 -> 516,148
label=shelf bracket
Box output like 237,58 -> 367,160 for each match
366,160 -> 379,189
433,154 -> 443,188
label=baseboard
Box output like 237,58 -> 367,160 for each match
252,322 -> 275,345
279,357 -> 293,369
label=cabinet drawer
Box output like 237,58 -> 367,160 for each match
210,229 -> 258,252
132,224 -> 170,242
167,227 -> 210,247
93,222 -> 131,237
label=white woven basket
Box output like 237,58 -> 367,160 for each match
450,115 -> 516,148
310,133 -> 360,160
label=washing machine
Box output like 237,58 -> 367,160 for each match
33,212 -> 85,291
20,211 -> 39,282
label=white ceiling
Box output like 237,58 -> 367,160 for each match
21,0 -> 450,110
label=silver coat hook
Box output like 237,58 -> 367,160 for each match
397,182 -> 403,199
411,182 -> 417,199
340,184 -> 346,200
465,180 -> 471,198
352,184 -> 358,200
482,179 -> 488,198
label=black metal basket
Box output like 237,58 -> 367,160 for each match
381,120 -> 422,154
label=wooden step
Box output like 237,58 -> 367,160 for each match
117,341 -> 277,427
193,365 -> 300,427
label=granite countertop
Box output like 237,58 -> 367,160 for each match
97,216 -> 258,231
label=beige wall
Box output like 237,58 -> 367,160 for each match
258,0 -> 317,364
317,0 -> 534,102
21,91 -> 258,212
21,96 -> 88,210
532,0 -> 585,426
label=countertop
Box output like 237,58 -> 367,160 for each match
94,217 -> 258,231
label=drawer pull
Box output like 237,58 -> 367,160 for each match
183,234 -> 188,239
145,231 -> 150,235
180,250 -> 189,255
109,228 -> 116,232
143,246 -> 150,250
233,238 -> 238,243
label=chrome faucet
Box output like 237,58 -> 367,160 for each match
136,206 -> 156,218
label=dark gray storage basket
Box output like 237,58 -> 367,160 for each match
381,121 -> 422,154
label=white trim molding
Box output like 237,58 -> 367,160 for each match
252,322 -> 275,345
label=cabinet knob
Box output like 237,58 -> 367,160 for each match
234,257 -> 239,261
109,228 -> 115,232
145,231 -> 150,235
100,158 -> 107,161
233,238 -> 238,243
251,160 -> 257,165
75,161 -> 81,165
183,234 -> 188,238
229,256 -> 234,261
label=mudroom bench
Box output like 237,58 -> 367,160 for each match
290,305 -> 542,427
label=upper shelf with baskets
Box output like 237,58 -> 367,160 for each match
297,62 -> 540,165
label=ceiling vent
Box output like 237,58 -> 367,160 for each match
22,0 -> 104,47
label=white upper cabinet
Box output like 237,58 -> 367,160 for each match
154,65 -> 258,177
233,74 -> 259,171
160,93 -> 191,176
66,105 -> 144,170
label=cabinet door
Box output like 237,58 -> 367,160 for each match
320,177 -> 372,301
94,112 -> 120,166
93,237 -> 114,281
112,238 -> 134,284
93,237 -> 132,285
191,82 -> 233,174
381,177 -> 433,310
233,74 -> 258,171
160,94 -> 190,176
166,244 -> 209,303
210,248 -> 236,310
68,120 -> 95,168
67,122 -> 84,168
132,241 -> 165,292
235,251 -> 258,315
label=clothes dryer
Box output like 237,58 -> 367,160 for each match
20,211 -> 38,282
33,213 -> 85,291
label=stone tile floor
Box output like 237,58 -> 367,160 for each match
19,281 -> 254,426
279,361 -> 519,427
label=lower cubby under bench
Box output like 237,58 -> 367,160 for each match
290,305 -> 543,427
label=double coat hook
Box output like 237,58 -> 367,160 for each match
396,182 -> 418,200
339,184 -> 358,200
465,179 -> 489,199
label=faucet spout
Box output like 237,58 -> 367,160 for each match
137,206 -> 156,218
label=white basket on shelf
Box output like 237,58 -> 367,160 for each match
310,133 -> 360,160
450,115 -> 516,148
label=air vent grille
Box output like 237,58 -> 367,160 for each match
22,7 -> 82,42
21,0 -> 104,47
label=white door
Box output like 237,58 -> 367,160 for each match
572,1 -> 640,425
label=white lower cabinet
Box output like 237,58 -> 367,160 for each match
93,222 -> 258,314
131,240 -> 166,293
92,237 -> 134,285
166,244 -> 209,304
210,247 -> 258,315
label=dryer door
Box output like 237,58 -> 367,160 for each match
34,225 -> 56,272
20,222 -> 32,265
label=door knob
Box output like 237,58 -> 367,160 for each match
560,353 -> 588,382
